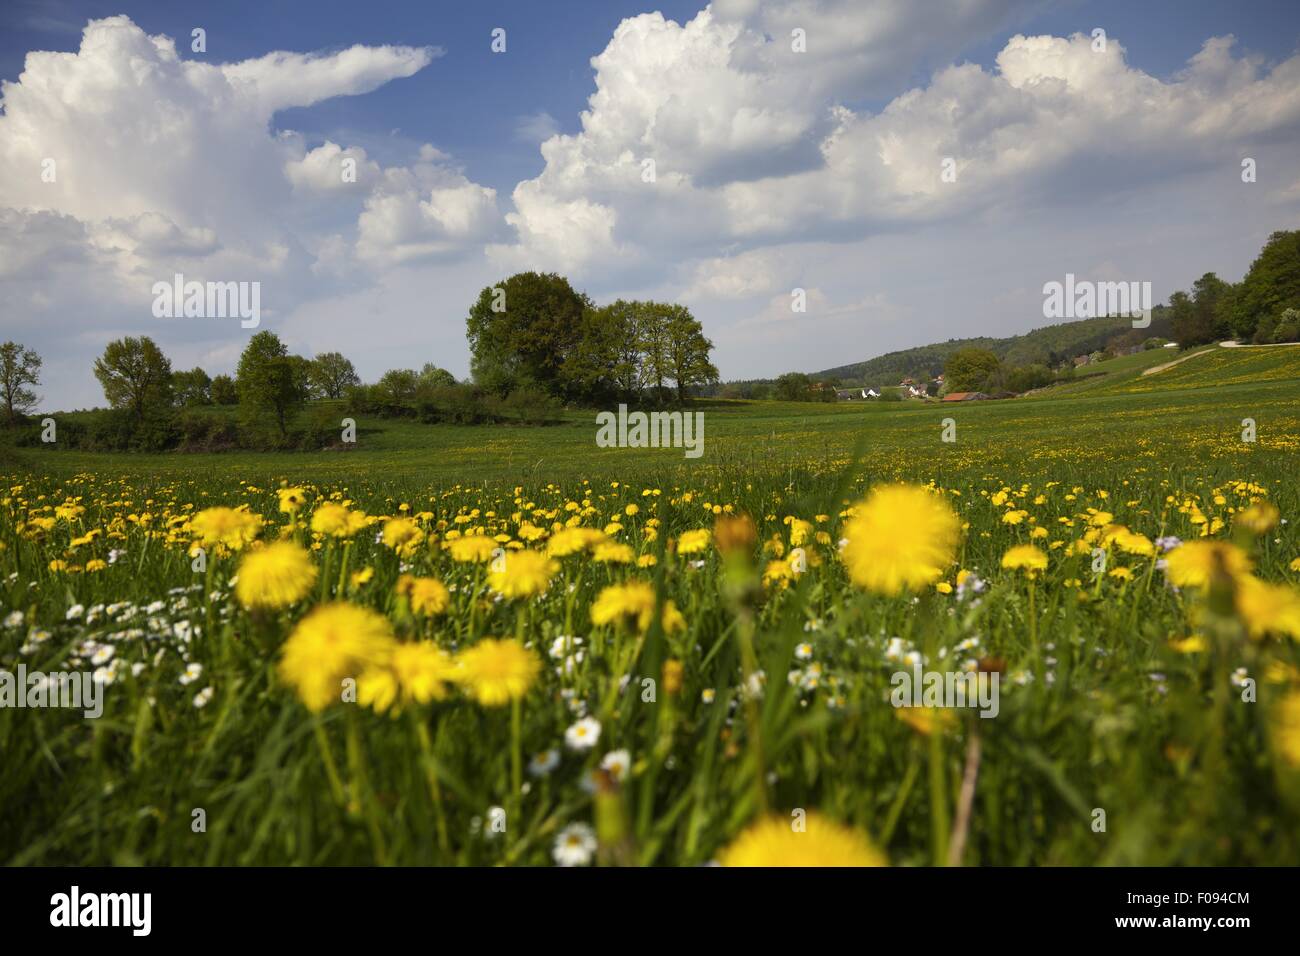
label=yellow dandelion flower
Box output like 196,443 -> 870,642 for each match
397,575 -> 451,616
235,541 -> 317,610
593,541 -> 634,564
447,535 -> 497,563
840,485 -> 961,595
1001,544 -> 1048,575
1236,502 -> 1280,535
311,501 -> 365,538
191,506 -> 262,551
382,517 -> 424,556
278,602 -> 396,712
360,642 -> 456,713
1164,540 -> 1252,589
763,559 -> 795,589
719,813 -> 886,867
1112,527 -> 1155,556
277,486 -> 308,515
488,549 -> 557,599
455,638 -> 541,706
545,526 -> 605,557
895,706 -> 958,736
676,528 -> 712,555
1234,576 -> 1300,640
1168,634 -> 1207,654
1272,692 -> 1300,767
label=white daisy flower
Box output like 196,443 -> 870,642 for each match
552,823 -> 597,867
600,749 -> 631,783
192,686 -> 214,708
528,749 -> 560,777
565,716 -> 601,752
179,662 -> 204,685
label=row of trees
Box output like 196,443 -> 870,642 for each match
467,272 -> 718,405
84,334 -> 362,436
1170,230 -> 1300,345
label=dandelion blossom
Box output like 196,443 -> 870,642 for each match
359,642 -> 456,713
1001,544 -> 1048,576
278,602 -> 396,712
487,550 -> 557,600
676,529 -> 712,555
382,518 -> 424,556
590,580 -> 684,633
719,813 -> 886,867
1235,576 -> 1300,640
1164,540 -> 1252,589
447,535 -> 497,563
840,485 -> 961,595
455,638 -> 541,706
235,541 -> 317,610
397,575 -> 451,616
191,507 -> 262,551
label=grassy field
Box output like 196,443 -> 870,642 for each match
3,344 -> 1300,866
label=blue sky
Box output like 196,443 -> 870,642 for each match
6,0 -> 1297,197
1,1 -> 1298,407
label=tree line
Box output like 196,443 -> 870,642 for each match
1,271 -> 719,451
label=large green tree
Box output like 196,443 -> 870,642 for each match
94,336 -> 173,420
173,367 -> 212,406
308,352 -> 360,399
210,374 -> 238,405
0,341 -> 41,425
1234,230 -> 1300,341
661,305 -> 719,401
466,272 -> 589,399
236,331 -> 300,437
943,347 -> 1002,393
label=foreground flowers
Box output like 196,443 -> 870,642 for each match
719,813 -> 887,867
279,602 -> 396,712
840,485 -> 961,595
235,541 -> 317,610
455,638 -> 541,706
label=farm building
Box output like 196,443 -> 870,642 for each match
942,391 -> 990,402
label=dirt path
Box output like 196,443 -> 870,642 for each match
1141,346 -> 1216,377
1218,340 -> 1297,348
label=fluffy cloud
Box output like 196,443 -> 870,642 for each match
0,15 -> 497,405
494,8 -> 1300,278
357,146 -> 501,266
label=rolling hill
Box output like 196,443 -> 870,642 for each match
813,312 -> 1172,387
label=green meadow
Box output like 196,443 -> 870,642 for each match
2,343 -> 1299,866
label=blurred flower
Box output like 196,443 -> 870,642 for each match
565,716 -> 601,751
455,638 -> 540,706
841,485 -> 960,595
1164,540 -> 1252,589
1234,576 -> 1300,640
235,541 -> 317,610
279,602 -> 396,712
191,507 -> 262,551
1001,544 -> 1048,576
552,823 -> 597,867
487,549 -> 557,599
718,813 -> 886,867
